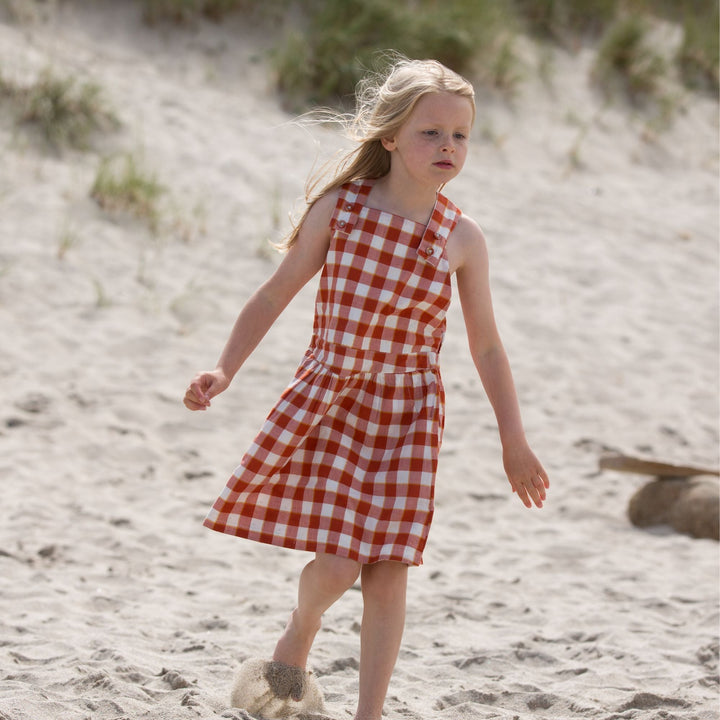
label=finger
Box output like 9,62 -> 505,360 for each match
537,466 -> 550,488
184,384 -> 211,410
533,475 -> 547,500
189,381 -> 209,403
521,478 -> 544,508
188,380 -> 211,406
513,482 -> 532,508
183,396 -> 208,411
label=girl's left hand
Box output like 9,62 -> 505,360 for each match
502,442 -> 550,509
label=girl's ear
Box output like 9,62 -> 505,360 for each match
381,136 -> 397,152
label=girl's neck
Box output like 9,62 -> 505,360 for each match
367,175 -> 439,225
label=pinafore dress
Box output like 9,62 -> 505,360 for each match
204,178 -> 461,566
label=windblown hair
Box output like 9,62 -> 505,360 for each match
280,57 -> 475,250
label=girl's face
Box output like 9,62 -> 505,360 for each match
382,92 -> 474,189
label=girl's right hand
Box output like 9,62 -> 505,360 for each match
183,369 -> 230,411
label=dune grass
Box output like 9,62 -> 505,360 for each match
591,13 -> 667,105
4,1 -> 714,119
136,0 -> 718,102
274,0 -> 519,109
141,0 -> 287,23
277,0 -> 717,108
57,221 -> 81,261
514,0 -> 619,39
142,0 -> 244,23
91,153 -> 166,233
676,6 -> 719,93
0,67 -> 118,151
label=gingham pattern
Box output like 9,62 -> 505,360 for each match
204,179 -> 461,565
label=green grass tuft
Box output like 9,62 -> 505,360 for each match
677,7 -> 719,94
592,13 -> 667,105
17,69 -> 118,151
514,0 -> 618,39
90,153 -> 166,233
273,0 -> 519,109
137,0 -> 718,104
57,221 -> 80,261
141,0 -> 288,23
142,0 -> 237,23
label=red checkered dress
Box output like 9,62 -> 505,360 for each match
204,179 -> 460,565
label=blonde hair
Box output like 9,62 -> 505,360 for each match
281,57 -> 475,249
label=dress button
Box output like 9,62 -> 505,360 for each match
345,204 -> 353,211
338,220 -> 346,228
424,246 -> 434,256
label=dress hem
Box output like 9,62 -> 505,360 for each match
202,518 -> 424,567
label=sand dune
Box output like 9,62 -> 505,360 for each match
1,2 -> 718,719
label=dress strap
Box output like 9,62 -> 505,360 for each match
416,193 -> 461,267
330,180 -> 373,237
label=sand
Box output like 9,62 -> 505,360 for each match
0,2 -> 718,719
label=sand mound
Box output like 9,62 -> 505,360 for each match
230,659 -> 325,718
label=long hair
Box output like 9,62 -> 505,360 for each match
280,56 -> 475,250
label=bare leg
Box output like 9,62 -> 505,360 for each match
354,561 -> 408,720
273,553 -> 361,669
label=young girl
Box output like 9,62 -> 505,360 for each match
184,57 -> 549,720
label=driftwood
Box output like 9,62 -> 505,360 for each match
599,453 -> 719,541
599,453 -> 720,478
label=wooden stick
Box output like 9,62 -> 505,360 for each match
599,453 -> 720,478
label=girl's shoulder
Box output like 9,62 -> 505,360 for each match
451,212 -> 486,246
294,189 -> 341,246
315,186 -> 342,209
307,187 -> 342,221
446,212 -> 488,274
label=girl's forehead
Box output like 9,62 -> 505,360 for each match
410,92 -> 474,124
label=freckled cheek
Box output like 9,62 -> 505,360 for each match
418,138 -> 440,150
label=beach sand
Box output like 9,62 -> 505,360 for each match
1,3 -> 718,718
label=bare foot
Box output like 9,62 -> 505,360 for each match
272,608 -> 321,670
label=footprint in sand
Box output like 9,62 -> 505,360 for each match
434,688 -> 498,710
615,692 -> 690,712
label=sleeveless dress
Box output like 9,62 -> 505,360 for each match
203,179 -> 461,566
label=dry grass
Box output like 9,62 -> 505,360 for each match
141,0 -> 287,23
592,14 -> 667,106
90,153 -> 166,233
1,67 -> 118,151
273,0 -> 518,109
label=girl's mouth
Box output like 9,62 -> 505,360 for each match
433,161 -> 455,169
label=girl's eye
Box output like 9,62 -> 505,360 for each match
454,132 -> 467,141
423,130 -> 438,137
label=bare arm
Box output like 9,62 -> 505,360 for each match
184,191 -> 336,411
450,216 -> 549,508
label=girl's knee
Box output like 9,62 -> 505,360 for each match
361,561 -> 408,604
314,553 -> 361,592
